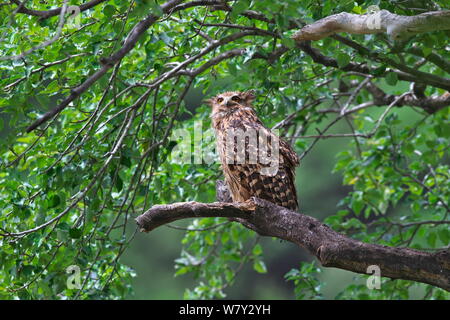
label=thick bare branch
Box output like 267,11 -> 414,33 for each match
293,9 -> 450,42
136,198 -> 450,291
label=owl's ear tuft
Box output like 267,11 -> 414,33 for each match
203,98 -> 214,107
242,90 -> 256,103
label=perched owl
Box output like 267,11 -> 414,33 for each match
206,91 -> 300,211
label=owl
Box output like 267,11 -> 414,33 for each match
206,91 -> 299,211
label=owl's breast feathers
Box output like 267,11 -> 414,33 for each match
213,106 -> 299,211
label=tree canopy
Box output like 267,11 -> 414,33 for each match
0,0 -> 449,299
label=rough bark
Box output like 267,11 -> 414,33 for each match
136,184 -> 450,291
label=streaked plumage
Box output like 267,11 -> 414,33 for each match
207,91 -> 299,211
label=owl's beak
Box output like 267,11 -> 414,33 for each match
226,100 -> 237,107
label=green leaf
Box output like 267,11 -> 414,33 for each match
385,72 -> 398,86
69,228 -> 83,239
103,5 -> 116,18
336,53 -> 351,68
48,194 -> 61,209
148,1 -> 163,16
230,0 -> 250,20
221,232 -> 230,244
352,6 -> 363,14
56,229 -> 69,242
438,229 -> 449,244
115,176 -> 123,192
253,260 -> 267,274
427,233 -> 437,247
422,47 -> 432,57
159,32 -> 173,45
281,38 -> 296,49
252,244 -> 263,256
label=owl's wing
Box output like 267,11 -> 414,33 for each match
246,125 -> 300,211
246,162 -> 299,211
279,136 -> 300,167
220,114 -> 299,211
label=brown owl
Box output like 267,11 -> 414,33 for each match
206,90 -> 299,211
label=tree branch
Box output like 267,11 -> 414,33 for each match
365,81 -> 450,114
136,198 -> 450,291
4,53 -> 86,91
296,41 -> 450,92
406,46 -> 450,74
331,34 -> 450,91
292,9 -> 450,42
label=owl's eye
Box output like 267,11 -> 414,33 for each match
217,97 -> 224,103
231,96 -> 241,102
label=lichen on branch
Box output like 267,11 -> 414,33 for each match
293,9 -> 450,42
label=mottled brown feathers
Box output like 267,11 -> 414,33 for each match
209,91 -> 299,211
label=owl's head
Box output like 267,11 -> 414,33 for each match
205,90 -> 256,116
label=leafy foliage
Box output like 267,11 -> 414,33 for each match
285,262 -> 323,300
